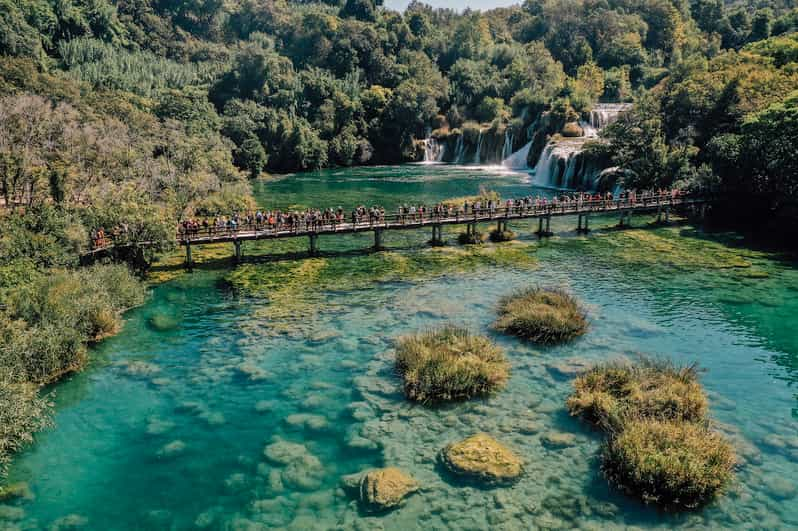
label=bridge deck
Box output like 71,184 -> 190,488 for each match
176,196 -> 704,246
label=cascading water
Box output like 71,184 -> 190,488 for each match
502,141 -> 532,169
422,136 -> 444,163
454,135 -> 465,164
473,130 -> 483,164
532,103 -> 632,190
502,130 -> 514,160
589,103 -> 632,129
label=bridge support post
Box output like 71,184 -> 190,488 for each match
664,206 -> 670,223
309,233 -> 319,256
700,203 -> 707,220
536,217 -> 544,237
430,224 -> 444,246
576,214 -> 584,233
234,239 -> 242,263
373,228 -> 384,251
583,213 -> 590,232
185,242 -> 193,270
656,205 -> 663,223
545,214 -> 551,235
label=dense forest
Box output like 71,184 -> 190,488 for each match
1,0 -> 797,477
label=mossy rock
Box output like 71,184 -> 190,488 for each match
147,313 -> 180,331
458,231 -> 486,245
489,229 -> 516,242
0,482 -> 31,502
440,433 -> 523,485
561,122 -> 584,137
358,467 -> 419,512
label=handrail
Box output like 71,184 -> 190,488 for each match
88,194 -> 706,252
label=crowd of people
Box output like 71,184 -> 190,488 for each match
174,189 -> 686,238
92,189 -> 686,247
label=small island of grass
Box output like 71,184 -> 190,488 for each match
493,287 -> 588,344
567,359 -> 708,428
567,358 -> 736,511
602,418 -> 735,510
394,326 -> 509,403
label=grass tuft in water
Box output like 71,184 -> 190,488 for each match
493,287 -> 588,344
601,417 -> 735,510
394,326 -> 509,403
567,358 -> 708,429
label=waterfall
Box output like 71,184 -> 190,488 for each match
473,130 -> 483,164
502,140 -> 532,169
532,140 -> 586,188
422,136 -> 444,163
589,103 -> 632,130
454,134 -> 465,163
502,130 -> 514,160
531,103 -> 633,190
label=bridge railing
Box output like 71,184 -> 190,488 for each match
173,194 -> 696,243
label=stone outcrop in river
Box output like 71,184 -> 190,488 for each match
357,467 -> 419,512
440,433 -> 524,485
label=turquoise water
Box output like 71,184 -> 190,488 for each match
4,165 -> 798,530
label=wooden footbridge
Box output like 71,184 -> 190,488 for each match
175,195 -> 708,267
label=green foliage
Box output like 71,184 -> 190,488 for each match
0,378 -> 51,477
394,326 -> 509,403
493,287 -> 588,344
601,418 -> 735,510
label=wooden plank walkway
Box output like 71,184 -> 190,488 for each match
176,195 -> 707,264
83,194 -> 709,264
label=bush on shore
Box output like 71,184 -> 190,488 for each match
567,358 -> 708,429
601,418 -> 735,510
0,264 -> 146,478
0,376 -> 52,477
395,326 -> 509,403
493,287 -> 588,344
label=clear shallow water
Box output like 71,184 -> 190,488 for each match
4,165 -> 798,530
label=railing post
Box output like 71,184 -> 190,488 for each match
185,241 -> 193,270
374,228 -> 384,251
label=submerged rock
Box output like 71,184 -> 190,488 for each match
440,433 -> 523,485
0,483 -> 32,502
50,513 -> 89,529
541,431 -> 577,448
157,440 -> 186,458
147,313 -> 179,332
358,467 -> 419,512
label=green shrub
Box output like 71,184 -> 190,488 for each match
0,377 -> 51,477
601,418 -> 735,510
395,326 -> 509,403
567,359 -> 708,429
493,287 -> 588,344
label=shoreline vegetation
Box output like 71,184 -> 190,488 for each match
567,358 -> 736,510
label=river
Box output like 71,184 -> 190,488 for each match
5,165 -> 798,529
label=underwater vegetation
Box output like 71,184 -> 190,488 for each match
394,326 -> 508,403
567,358 -> 736,511
493,287 -> 588,344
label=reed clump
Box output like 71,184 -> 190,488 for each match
395,326 -> 509,403
567,358 -> 735,511
567,359 -> 708,429
493,287 -> 588,344
601,418 -> 735,510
